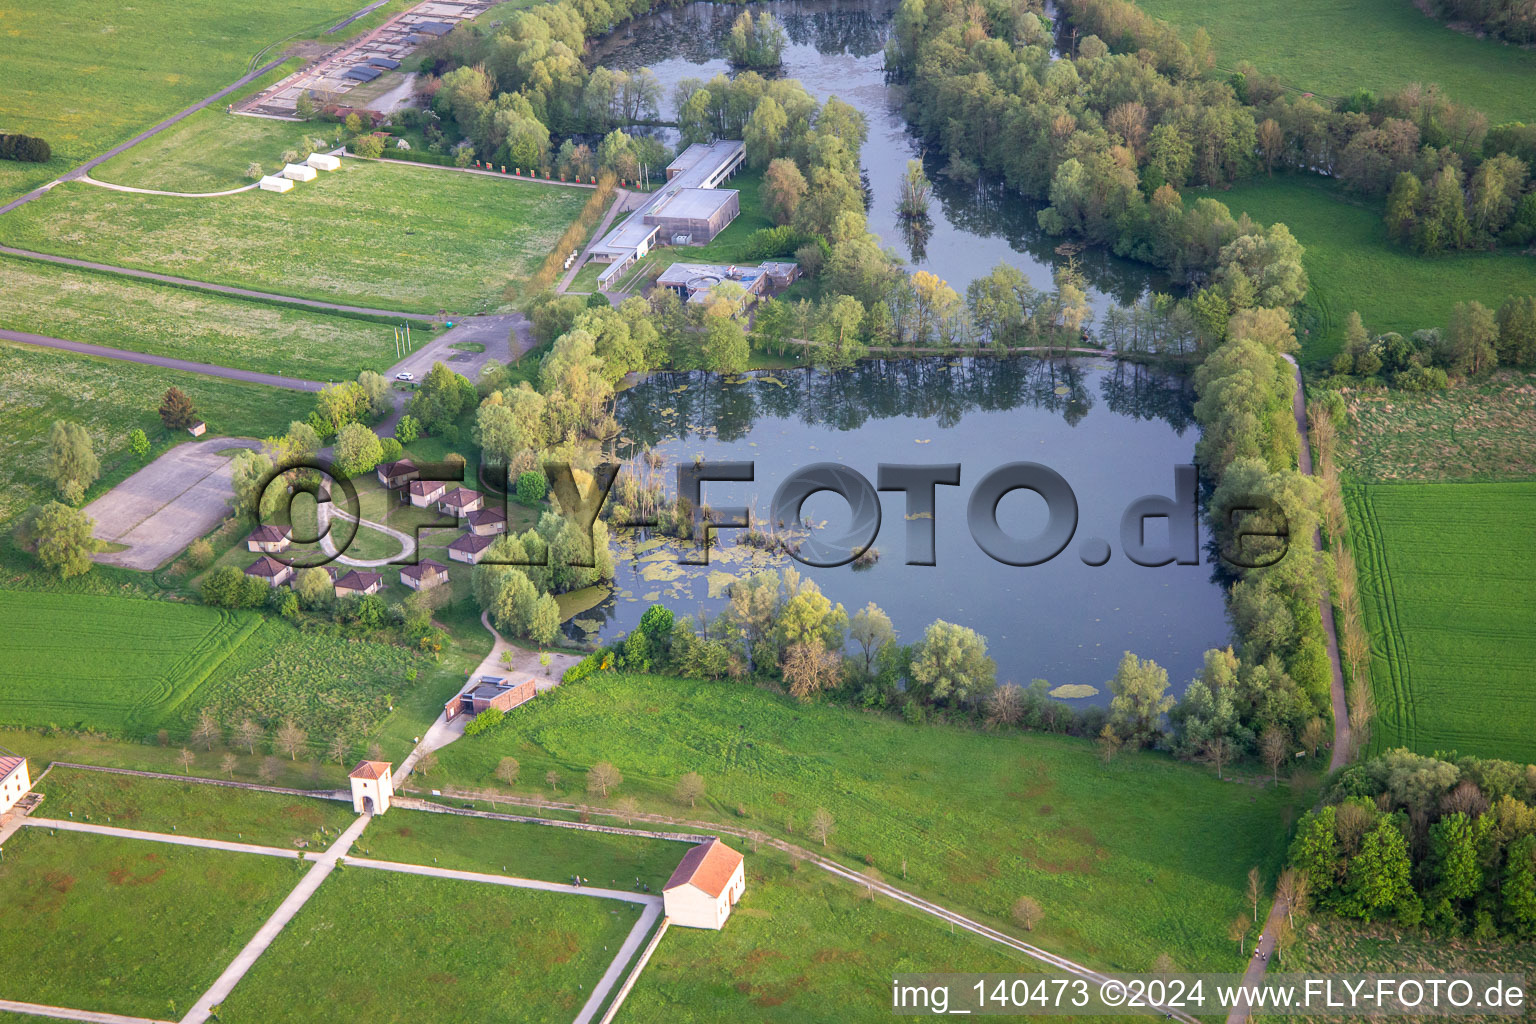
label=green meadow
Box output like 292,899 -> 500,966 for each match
1136,0 -> 1536,123
91,107 -> 333,194
0,339 -> 315,522
1347,482 -> 1536,762
216,868 -> 643,1024
0,161 -> 593,314
0,0 -> 366,200
0,255 -> 401,380
1208,176 -> 1536,368
0,829 -> 300,1019
431,672 -> 1303,975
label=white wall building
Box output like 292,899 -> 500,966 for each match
282,163 -> 318,182
306,153 -> 341,172
662,837 -> 745,929
259,175 -> 294,193
0,755 -> 31,817
348,760 -> 394,815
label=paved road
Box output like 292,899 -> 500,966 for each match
180,814 -> 372,1024
79,173 -> 259,198
0,329 -> 325,391
0,58 -> 289,217
1225,356 -> 1352,1024
0,998 -> 172,1024
23,818 -> 317,861
0,246 -> 438,320
558,189 -> 630,294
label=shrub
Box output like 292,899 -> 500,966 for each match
0,133 -> 51,163
515,470 -> 547,505
188,538 -> 215,568
463,707 -> 505,736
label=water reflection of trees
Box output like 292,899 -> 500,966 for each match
591,0 -> 894,70
616,358 -> 1195,449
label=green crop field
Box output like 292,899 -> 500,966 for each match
363,807 -> 685,891
0,829 -> 300,1019
0,339 -> 315,523
432,672 -> 1302,975
34,767 -> 355,848
0,161 -> 593,314
0,591 -> 259,736
1347,482 -> 1536,762
1135,0 -> 1536,124
0,256 -> 401,380
625,846 -> 1046,1022
92,108 -> 332,194
1206,176 -> 1536,368
0,0 -> 367,201
215,867 -> 643,1023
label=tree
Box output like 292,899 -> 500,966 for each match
258,756 -> 282,784
1339,821 -> 1414,920
1503,835 -> 1536,936
809,806 -> 835,846
910,620 -> 996,705
1228,914 -> 1249,955
1428,812 -> 1483,902
528,593 -> 561,646
128,428 -> 150,461
229,449 -> 276,518
1198,735 -> 1233,780
46,420 -> 99,504
1107,652 -> 1173,747
327,734 -> 351,765
1011,895 -> 1043,931
1246,865 -> 1263,921
356,370 -> 392,419
1271,916 -> 1295,966
275,719 -> 307,761
1097,722 -> 1122,763
192,710 -> 221,751
762,157 -> 808,225
220,752 -> 238,778
587,761 -> 622,797
1277,866 -> 1309,926
30,502 -> 97,578
395,414 -> 420,444
295,567 -> 332,607
615,796 -> 640,825
675,771 -> 706,808
236,718 -> 264,755
496,757 -> 521,787
516,470 -> 547,505
783,641 -> 842,701
416,750 -> 438,777
335,422 -> 385,477
984,683 -> 1025,729
1259,726 -> 1289,783
1301,717 -> 1325,757
1447,300 -> 1499,376
701,314 -> 749,373
546,769 -> 562,792
159,387 -> 198,430
177,748 -> 195,773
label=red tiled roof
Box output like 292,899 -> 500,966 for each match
245,555 -> 291,577
0,756 -> 24,783
348,759 -> 391,780
663,838 -> 742,898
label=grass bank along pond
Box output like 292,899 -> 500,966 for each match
580,356 -> 1228,698
590,0 -> 1170,309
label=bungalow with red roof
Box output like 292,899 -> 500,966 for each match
245,555 -> 294,588
334,569 -> 384,597
0,752 -> 31,817
407,479 -> 449,508
348,759 -> 393,814
438,487 -> 484,518
663,838 -> 745,929
466,506 -> 507,537
400,559 -> 449,591
246,524 -> 292,553
448,531 -> 495,564
377,459 -> 419,489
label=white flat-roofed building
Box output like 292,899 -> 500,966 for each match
283,163 -> 318,182
307,153 -> 341,172
258,175 -> 294,193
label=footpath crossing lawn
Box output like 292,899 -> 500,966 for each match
215,867 -> 643,1023
92,107 -> 332,194
0,829 -> 301,1019
34,767 -> 355,849
0,161 -> 592,314
0,255 -> 403,380
0,0 -> 365,201
1347,481 -> 1536,762
1137,0 -> 1536,124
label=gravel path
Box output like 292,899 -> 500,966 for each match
0,329 -> 326,391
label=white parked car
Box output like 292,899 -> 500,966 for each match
395,371 -> 415,382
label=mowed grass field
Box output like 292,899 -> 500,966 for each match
34,767 -> 355,848
0,0 -> 366,200
0,256 -> 402,380
1346,482 -> 1536,762
0,161 -> 593,313
1136,0 -> 1536,123
92,107 -> 334,193
0,591 -> 259,736
0,340 -> 314,522
625,846 -> 1049,1022
1203,176 -> 1536,369
216,868 -> 643,1024
433,673 -> 1302,974
0,829 -> 300,1019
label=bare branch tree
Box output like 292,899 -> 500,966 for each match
809,807 -> 835,847
1011,895 -> 1043,931
275,719 -> 307,761
192,710 -> 221,751
675,771 -> 705,808
236,717 -> 263,755
1246,865 -> 1263,922
587,761 -> 622,797
327,734 -> 351,766
496,757 -> 521,787
220,752 -> 238,778
1228,914 -> 1249,955
177,748 -> 195,773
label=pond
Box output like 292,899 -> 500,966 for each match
590,0 -> 1172,310
572,358 -> 1230,700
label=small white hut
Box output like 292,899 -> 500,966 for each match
282,162 -> 318,182
348,760 -> 394,815
306,152 -> 341,172
258,175 -> 294,193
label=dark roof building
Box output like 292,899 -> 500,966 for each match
400,559 -> 449,590
343,65 -> 382,83
244,555 -> 294,586
448,531 -> 496,564
466,506 -> 507,536
334,569 -> 385,595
